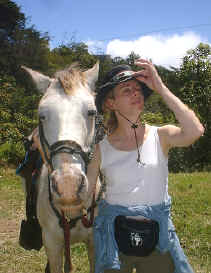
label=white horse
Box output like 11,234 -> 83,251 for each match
22,62 -> 100,273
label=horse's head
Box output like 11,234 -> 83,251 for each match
22,62 -> 99,219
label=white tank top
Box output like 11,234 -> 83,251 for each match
99,126 -> 169,206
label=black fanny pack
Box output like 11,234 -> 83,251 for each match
114,215 -> 159,257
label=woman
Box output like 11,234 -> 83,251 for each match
87,59 -> 204,273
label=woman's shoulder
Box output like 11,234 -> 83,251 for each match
98,135 -> 108,147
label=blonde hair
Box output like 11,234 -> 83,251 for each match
102,109 -> 118,135
101,90 -> 118,134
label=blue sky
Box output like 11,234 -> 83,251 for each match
14,0 -> 211,68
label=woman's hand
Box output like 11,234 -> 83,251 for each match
133,59 -> 165,94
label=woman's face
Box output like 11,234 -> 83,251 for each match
109,79 -> 145,114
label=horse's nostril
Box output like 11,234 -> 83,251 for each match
52,183 -> 59,195
50,174 -> 60,195
77,175 -> 85,197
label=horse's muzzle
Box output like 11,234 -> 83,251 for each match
49,167 -> 88,217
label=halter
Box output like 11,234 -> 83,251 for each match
38,120 -> 100,272
39,121 -> 91,173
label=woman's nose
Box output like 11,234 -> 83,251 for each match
132,88 -> 140,96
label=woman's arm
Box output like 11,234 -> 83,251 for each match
134,59 -> 204,154
87,143 -> 101,195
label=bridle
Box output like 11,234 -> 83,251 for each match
38,120 -> 97,224
38,120 -> 99,272
39,120 -> 91,173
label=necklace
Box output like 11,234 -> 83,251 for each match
117,110 -> 146,167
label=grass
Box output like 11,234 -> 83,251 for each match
0,167 -> 210,273
168,172 -> 211,272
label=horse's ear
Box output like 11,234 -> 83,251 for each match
21,66 -> 52,94
84,61 -> 99,91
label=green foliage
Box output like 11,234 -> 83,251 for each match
142,111 -> 167,125
0,141 -> 24,164
48,42 -> 98,76
175,43 -> 211,170
143,43 -> 211,172
0,0 -> 50,79
0,75 -> 38,164
0,1 -> 210,172
0,0 -> 25,38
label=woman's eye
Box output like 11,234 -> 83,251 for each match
123,89 -> 131,95
134,85 -> 141,91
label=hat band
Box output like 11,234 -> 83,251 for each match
100,70 -> 135,89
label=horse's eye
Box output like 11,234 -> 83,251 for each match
88,110 -> 97,117
39,115 -> 46,122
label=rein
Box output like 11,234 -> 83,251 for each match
47,175 -> 97,229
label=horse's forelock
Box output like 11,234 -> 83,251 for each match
54,64 -> 86,95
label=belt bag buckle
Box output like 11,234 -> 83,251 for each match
114,215 -> 159,257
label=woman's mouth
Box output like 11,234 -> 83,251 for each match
131,99 -> 141,104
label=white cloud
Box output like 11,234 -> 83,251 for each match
105,32 -> 209,68
85,40 -> 106,55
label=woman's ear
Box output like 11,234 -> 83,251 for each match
105,97 -> 115,111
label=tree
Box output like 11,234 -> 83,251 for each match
126,51 -> 140,66
48,42 -> 98,76
0,75 -> 38,164
0,0 -> 25,38
0,0 -> 50,79
0,0 -> 24,74
171,43 -> 211,170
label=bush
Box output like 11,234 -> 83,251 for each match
0,74 -> 38,165
0,141 -> 25,165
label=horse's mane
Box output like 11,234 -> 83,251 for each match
54,63 -> 86,94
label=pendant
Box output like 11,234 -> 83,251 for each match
137,159 -> 146,168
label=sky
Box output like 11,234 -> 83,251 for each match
13,0 -> 211,68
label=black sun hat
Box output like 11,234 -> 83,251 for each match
95,64 -> 153,114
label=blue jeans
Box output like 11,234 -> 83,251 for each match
104,250 -> 174,273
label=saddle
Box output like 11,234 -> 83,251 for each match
19,217 -> 43,251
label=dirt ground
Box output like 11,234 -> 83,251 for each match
0,210 -> 24,251
0,179 -> 25,247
